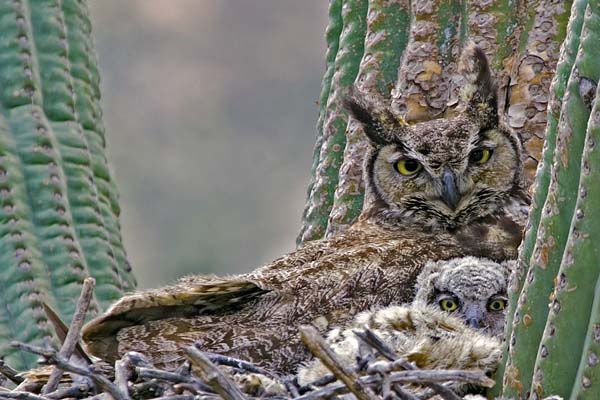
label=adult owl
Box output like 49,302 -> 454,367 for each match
298,256 -> 513,393
81,45 -> 528,375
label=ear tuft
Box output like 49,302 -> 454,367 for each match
458,43 -> 497,112
343,87 -> 404,146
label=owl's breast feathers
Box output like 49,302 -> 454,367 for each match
81,216 -> 521,373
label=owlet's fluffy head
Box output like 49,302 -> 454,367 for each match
346,45 -> 525,230
414,256 -> 514,336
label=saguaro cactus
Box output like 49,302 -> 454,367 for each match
501,1 -> 600,398
0,0 -> 136,370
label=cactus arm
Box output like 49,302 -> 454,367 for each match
540,80 -> 600,399
326,0 -> 410,236
493,0 -> 587,394
527,4 -> 600,396
506,0 -> 574,181
61,0 -> 136,300
297,0 -> 343,246
0,0 -> 135,369
502,2 -> 599,396
570,106 -> 600,397
300,0 -> 368,243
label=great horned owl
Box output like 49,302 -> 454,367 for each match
414,256 -> 512,336
81,45 -> 527,375
298,256 -> 513,391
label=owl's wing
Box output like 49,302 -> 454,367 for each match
82,276 -> 269,363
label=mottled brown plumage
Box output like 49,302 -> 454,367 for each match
297,256 -> 513,393
82,44 -> 528,375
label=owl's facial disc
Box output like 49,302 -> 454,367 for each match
370,119 -> 520,229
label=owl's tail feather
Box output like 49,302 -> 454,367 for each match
81,278 -> 268,363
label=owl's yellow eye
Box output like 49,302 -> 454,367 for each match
469,148 -> 493,165
395,159 -> 422,176
439,298 -> 459,312
488,298 -> 507,311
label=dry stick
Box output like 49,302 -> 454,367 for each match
295,368 -> 494,400
11,342 -> 127,400
114,359 -> 133,398
46,383 -> 90,399
135,367 -> 212,393
0,358 -> 24,385
202,352 -> 274,377
391,382 -> 419,400
151,396 -> 213,400
183,346 -> 248,400
299,325 -> 379,400
353,329 -> 462,400
0,392 -> 48,400
43,278 -> 96,395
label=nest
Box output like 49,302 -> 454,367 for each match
0,280 -> 494,400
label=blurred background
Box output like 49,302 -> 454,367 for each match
89,1 -> 328,288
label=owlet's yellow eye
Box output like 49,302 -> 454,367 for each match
469,148 -> 493,165
439,298 -> 459,312
395,159 -> 422,176
488,298 -> 507,312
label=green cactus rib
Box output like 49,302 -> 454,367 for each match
0,0 -> 136,368
298,0 -> 343,246
495,0 -> 587,393
528,4 -> 600,397
0,112 -> 56,370
28,0 -> 108,315
301,0 -> 368,243
546,76 -> 600,400
0,1 -> 92,369
570,94 -> 600,398
61,0 -> 136,300
326,0 -> 410,236
503,3 -> 597,397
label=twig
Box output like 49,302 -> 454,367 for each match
42,304 -> 92,365
354,328 -> 462,400
11,342 -> 127,400
202,352 -> 274,378
46,383 -> 90,399
136,367 -> 212,392
0,358 -> 24,385
152,396 -> 215,400
391,383 -> 419,400
114,359 -> 133,398
299,325 -> 379,400
184,345 -> 248,400
295,367 -> 492,400
282,377 -> 300,397
43,278 -> 96,395
0,392 -> 48,400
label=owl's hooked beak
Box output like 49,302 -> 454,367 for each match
440,168 -> 460,211
464,307 -> 484,330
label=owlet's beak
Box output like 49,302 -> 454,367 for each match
440,168 -> 460,210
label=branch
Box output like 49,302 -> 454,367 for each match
183,345 -> 248,400
0,358 -> 24,385
44,278 -> 96,394
11,342 -> 127,400
354,328 -> 462,400
299,325 -> 379,400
